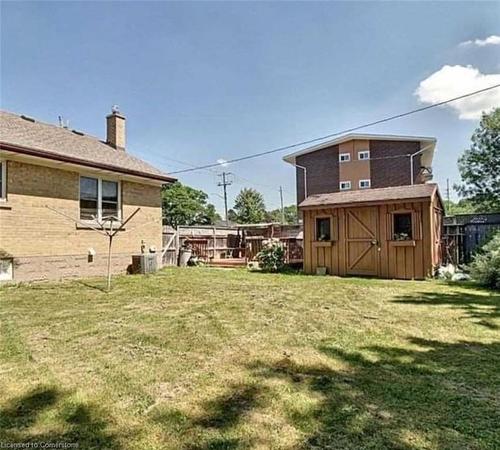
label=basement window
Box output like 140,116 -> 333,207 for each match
0,258 -> 13,281
80,176 -> 121,222
393,213 -> 413,241
0,160 -> 6,200
316,217 -> 331,241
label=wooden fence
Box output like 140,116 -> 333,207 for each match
161,224 -> 303,267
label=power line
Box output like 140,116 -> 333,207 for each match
153,149 -> 294,199
168,84 -> 500,175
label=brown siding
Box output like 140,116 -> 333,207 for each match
369,140 -> 421,188
339,140 -> 371,190
302,199 -> 441,280
296,145 -> 339,203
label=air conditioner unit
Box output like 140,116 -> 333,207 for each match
131,254 -> 158,274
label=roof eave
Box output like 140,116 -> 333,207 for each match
0,141 -> 177,183
283,133 -> 437,166
299,195 -> 435,210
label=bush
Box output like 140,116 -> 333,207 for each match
469,231 -> 500,289
256,238 -> 285,272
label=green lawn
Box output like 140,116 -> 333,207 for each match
1,268 -> 499,450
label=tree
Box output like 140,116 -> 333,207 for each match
227,209 -> 238,223
455,108 -> 500,212
232,188 -> 267,224
444,199 -> 476,216
266,205 -> 298,224
162,182 -> 220,227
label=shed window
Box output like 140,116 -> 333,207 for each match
393,213 -> 412,240
316,217 -> 331,241
0,160 -> 6,200
80,176 -> 120,221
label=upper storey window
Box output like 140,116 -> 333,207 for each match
358,150 -> 370,160
339,153 -> 350,163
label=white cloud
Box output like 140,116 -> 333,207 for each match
415,65 -> 500,120
460,35 -> 500,47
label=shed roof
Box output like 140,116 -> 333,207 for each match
299,183 -> 441,208
0,110 -> 175,183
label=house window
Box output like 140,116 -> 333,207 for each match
339,153 -> 351,163
79,176 -> 120,221
80,177 -> 98,220
340,181 -> 351,190
393,213 -> 412,240
0,258 -> 13,281
0,160 -> 6,200
102,180 -> 119,219
358,150 -> 370,160
359,179 -> 371,189
316,217 -> 331,241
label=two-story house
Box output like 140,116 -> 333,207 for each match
0,109 -> 175,282
283,134 -> 443,280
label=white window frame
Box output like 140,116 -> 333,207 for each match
359,179 -> 371,189
358,150 -> 370,160
339,153 -> 351,163
0,159 -> 6,201
339,181 -> 351,191
79,175 -> 122,223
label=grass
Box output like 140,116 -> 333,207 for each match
1,268 -> 499,450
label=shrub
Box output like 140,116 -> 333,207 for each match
256,238 -> 285,272
469,231 -> 500,289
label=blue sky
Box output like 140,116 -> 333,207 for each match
1,1 -> 499,213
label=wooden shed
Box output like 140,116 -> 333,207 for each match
299,184 -> 444,280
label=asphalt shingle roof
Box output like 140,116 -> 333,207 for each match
0,110 -> 174,182
299,183 -> 440,208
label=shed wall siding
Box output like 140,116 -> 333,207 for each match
302,200 -> 438,280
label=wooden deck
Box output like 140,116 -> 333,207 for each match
208,258 -> 247,268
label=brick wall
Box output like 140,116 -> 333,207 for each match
294,140 -> 424,204
296,144 -> 339,203
0,160 -> 163,281
370,140 -> 421,188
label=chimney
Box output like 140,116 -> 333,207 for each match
106,106 -> 126,150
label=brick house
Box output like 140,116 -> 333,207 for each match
0,109 -> 175,281
283,134 -> 443,279
283,133 -> 436,204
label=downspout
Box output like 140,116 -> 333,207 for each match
292,163 -> 308,199
410,143 -> 434,185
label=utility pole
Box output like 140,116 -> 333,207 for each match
218,172 -> 233,226
446,178 -> 450,212
279,186 -> 285,224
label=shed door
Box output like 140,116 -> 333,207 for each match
345,207 -> 379,276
